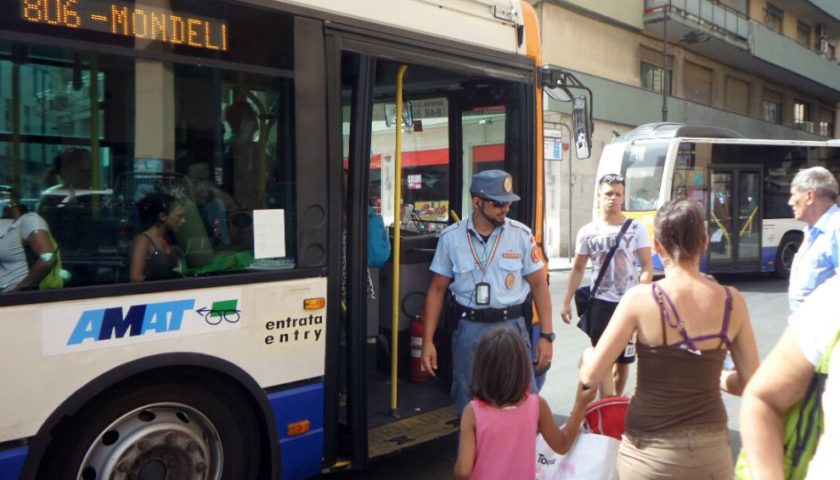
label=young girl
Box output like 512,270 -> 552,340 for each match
454,328 -> 596,480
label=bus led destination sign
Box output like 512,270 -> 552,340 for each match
21,0 -> 228,52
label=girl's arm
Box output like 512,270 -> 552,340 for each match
579,287 -> 640,386
721,288 -> 760,395
454,403 -> 477,480
538,384 -> 597,455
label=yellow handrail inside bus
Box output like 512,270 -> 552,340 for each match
739,207 -> 758,237
450,209 -> 461,223
391,65 -> 408,416
710,211 -> 731,244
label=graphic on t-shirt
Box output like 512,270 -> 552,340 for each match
576,220 -> 651,303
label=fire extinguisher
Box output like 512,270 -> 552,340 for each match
410,309 -> 434,383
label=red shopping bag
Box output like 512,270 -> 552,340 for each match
583,396 -> 630,440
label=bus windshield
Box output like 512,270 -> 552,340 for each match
621,140 -> 668,211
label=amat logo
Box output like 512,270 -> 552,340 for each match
67,299 -> 195,345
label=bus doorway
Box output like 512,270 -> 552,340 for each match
708,166 -> 762,272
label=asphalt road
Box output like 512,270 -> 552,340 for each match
321,271 -> 790,479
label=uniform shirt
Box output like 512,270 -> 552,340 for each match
789,275 -> 840,479
789,204 -> 840,312
0,213 -> 49,291
430,216 -> 543,309
576,218 -> 650,303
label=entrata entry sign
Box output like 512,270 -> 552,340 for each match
21,0 -> 228,51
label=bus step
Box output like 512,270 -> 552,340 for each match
368,406 -> 458,458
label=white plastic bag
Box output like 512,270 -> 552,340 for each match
535,432 -> 620,480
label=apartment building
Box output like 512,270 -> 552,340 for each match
530,0 -> 840,259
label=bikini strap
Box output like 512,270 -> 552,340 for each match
652,283 -> 699,353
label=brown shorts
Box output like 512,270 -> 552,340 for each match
618,426 -> 733,479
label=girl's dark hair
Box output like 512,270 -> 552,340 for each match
470,329 -> 532,406
654,199 -> 706,264
137,192 -> 178,227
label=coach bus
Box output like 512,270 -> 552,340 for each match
0,0 -> 590,478
595,122 -> 840,277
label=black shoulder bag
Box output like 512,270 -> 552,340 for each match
575,218 -> 632,334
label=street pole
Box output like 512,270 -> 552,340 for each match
662,0 -> 669,122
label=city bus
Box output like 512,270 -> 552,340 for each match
595,123 -> 840,277
0,0 -> 590,478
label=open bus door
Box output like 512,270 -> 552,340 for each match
332,46 -> 538,468
708,166 -> 762,272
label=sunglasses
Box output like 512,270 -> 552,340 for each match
479,197 -> 511,208
599,174 -> 625,184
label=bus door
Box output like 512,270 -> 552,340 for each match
333,43 -> 534,466
708,166 -> 762,272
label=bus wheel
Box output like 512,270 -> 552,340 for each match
37,373 -> 261,480
775,232 -> 803,279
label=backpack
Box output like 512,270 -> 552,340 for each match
735,329 -> 840,480
367,206 -> 391,268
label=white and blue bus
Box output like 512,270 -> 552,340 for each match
0,1 -> 588,478
595,123 -> 840,277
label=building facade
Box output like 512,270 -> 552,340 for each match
531,0 -> 840,259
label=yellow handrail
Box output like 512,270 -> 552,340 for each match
391,65 -> 408,415
739,207 -> 758,237
710,210 -> 731,244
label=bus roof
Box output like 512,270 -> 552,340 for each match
280,0 -> 526,54
614,123 -> 744,142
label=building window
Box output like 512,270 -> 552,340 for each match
794,100 -> 813,132
641,62 -> 672,94
684,61 -> 713,106
765,3 -> 783,33
762,99 -> 782,124
819,121 -> 833,137
797,21 -> 811,47
725,76 -> 750,116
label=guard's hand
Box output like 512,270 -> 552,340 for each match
560,303 -> 572,324
421,341 -> 438,377
535,337 -> 553,372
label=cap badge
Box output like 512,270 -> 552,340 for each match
503,176 -> 513,193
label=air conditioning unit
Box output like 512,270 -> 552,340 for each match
820,39 -> 830,54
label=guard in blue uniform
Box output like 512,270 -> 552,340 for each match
420,170 -> 554,416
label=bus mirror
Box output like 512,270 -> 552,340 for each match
572,96 -> 591,159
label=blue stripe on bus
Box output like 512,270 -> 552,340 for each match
761,247 -> 777,272
0,446 -> 26,480
268,383 -> 324,480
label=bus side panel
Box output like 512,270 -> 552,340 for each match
0,278 -> 326,444
269,383 -> 325,480
0,446 -> 25,479
762,219 -> 806,272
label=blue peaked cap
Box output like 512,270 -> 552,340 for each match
469,170 -> 520,203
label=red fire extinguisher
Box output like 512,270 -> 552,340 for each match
410,309 -> 434,383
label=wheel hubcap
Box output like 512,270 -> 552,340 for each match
79,403 -> 223,480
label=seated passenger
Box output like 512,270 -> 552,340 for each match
0,193 -> 59,292
130,192 -> 186,282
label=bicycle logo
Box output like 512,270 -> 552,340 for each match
196,306 -> 241,325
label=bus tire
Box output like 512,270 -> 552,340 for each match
775,232 -> 803,279
36,371 -> 261,480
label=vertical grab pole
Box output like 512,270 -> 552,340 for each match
391,65 -> 408,416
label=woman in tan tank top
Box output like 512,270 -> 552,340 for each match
580,199 -> 760,479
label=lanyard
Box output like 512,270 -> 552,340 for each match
467,228 -> 503,276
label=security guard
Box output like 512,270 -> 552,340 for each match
420,170 -> 554,416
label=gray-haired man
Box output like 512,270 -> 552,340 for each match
787,166 -> 840,312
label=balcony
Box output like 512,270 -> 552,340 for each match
644,0 -> 840,104
809,0 -> 840,23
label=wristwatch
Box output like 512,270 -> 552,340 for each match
539,332 -> 555,342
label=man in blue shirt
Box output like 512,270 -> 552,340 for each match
788,166 -> 840,312
420,170 -> 553,416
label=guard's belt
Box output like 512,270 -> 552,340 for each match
456,303 -> 527,323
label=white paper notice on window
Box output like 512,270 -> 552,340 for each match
253,209 -> 286,259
